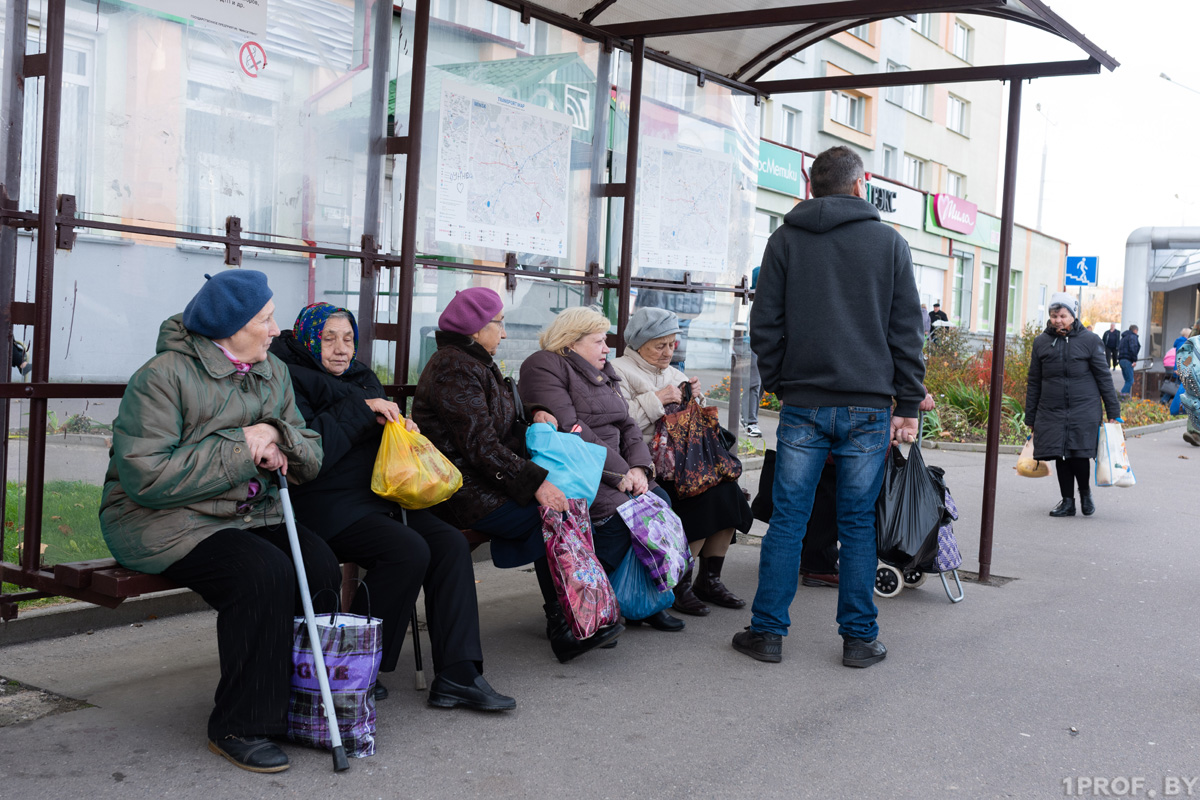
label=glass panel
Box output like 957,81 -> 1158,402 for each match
401,0 -> 613,276
56,0 -> 373,251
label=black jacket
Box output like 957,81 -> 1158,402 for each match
750,194 -> 926,416
269,332 -> 395,539
1101,328 -> 1121,350
1024,319 -> 1121,460
1117,330 -> 1141,362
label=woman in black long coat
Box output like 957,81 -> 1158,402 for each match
270,302 -> 515,712
1024,293 -> 1121,517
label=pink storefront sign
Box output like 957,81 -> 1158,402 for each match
933,193 -> 978,235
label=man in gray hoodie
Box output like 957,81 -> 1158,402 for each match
733,146 -> 925,669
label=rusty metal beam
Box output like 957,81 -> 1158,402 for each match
752,58 -> 1102,95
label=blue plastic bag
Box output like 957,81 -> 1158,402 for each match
611,548 -> 673,620
526,422 -> 607,503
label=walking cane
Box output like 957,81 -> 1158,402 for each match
276,470 -> 350,773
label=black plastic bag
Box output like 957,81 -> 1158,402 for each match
875,445 -> 945,571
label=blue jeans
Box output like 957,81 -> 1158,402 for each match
750,405 -> 890,641
1119,359 -> 1134,394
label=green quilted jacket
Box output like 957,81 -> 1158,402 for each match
99,315 -> 323,573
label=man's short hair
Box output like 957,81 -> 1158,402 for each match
1130,324 -> 1138,332
810,146 -> 864,198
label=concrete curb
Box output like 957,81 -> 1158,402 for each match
0,588 -> 210,646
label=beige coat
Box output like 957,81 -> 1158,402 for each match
610,349 -> 703,437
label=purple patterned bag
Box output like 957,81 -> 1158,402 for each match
933,487 -> 963,573
616,491 -> 692,592
287,612 -> 382,758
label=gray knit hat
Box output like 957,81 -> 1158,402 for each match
625,307 -> 681,351
1048,292 -> 1078,319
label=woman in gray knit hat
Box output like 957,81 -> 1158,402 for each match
611,307 -> 753,616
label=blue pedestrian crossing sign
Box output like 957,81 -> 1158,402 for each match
1065,256 -> 1097,286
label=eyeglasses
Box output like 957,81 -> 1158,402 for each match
487,318 -> 506,329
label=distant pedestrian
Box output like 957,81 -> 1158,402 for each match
928,302 -> 948,343
1101,323 -> 1121,369
921,304 -> 931,339
1117,324 -> 1141,396
742,266 -> 763,438
735,145 -> 925,669
1024,293 -> 1121,518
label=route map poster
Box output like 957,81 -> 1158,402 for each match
435,79 -> 572,258
638,139 -> 733,274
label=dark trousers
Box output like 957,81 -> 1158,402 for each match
332,509 -> 483,676
801,461 -> 840,574
1054,457 -> 1092,498
161,524 -> 342,741
1106,348 -> 1119,369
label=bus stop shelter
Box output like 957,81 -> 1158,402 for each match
0,0 -> 1115,614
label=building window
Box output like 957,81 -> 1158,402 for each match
22,35 -> 93,206
830,91 -> 865,131
953,21 -> 972,61
1038,285 -> 1048,319
847,23 -> 870,42
902,154 -> 925,189
947,171 -> 965,197
978,264 -> 994,331
886,63 -> 926,116
885,61 -> 905,105
915,13 -> 936,39
1008,271 -> 1023,328
783,106 -> 801,147
433,0 -> 458,22
883,145 -> 897,178
947,95 -> 968,135
953,250 -> 975,328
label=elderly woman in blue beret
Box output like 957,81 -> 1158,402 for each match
100,270 -> 336,774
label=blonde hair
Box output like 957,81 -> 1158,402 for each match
539,307 -> 611,354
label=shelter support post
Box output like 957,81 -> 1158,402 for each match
357,0 -> 397,365
393,0 -> 430,388
24,0 -> 66,572
978,77 -> 1022,583
615,37 -> 644,355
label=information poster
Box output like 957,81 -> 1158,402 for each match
638,139 -> 732,274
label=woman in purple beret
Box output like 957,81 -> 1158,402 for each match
412,287 -> 623,663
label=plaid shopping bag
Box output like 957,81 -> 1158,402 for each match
287,611 -> 382,758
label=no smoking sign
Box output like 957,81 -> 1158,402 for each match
239,41 -> 267,78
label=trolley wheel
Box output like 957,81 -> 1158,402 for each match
903,569 -> 926,589
874,564 -> 903,598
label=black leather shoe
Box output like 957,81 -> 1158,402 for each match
545,601 -> 624,662
671,569 -> 712,616
1079,493 -> 1095,516
373,679 -> 388,701
207,735 -> 289,773
843,637 -> 887,668
428,673 -> 516,712
732,627 -> 782,663
626,609 -> 685,631
1049,498 -> 1076,517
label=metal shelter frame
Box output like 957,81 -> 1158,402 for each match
0,0 -> 1115,616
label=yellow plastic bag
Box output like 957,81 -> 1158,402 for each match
370,422 -> 463,510
1016,437 -> 1050,478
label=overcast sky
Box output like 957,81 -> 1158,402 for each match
1002,1 -> 1200,287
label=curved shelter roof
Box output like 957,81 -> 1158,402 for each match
498,0 -> 1116,91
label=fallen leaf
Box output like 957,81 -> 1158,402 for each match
50,515 -> 61,521
1180,455 -> 1190,460
58,525 -> 72,535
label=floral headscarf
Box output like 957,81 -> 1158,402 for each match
293,302 -> 358,365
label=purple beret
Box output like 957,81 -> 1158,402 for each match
438,287 -> 503,336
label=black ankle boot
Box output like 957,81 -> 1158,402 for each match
544,603 -> 623,663
1049,498 -> 1076,517
692,556 -> 746,609
1079,492 -> 1095,516
671,566 -> 711,616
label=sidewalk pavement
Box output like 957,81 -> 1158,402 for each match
2,424 -> 1198,799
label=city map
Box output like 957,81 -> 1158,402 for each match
638,139 -> 732,273
436,79 -> 572,258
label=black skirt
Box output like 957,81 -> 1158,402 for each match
661,479 -> 753,542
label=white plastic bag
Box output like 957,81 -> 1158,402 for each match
1095,423 -> 1136,488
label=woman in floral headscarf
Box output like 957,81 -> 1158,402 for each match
270,303 -> 516,712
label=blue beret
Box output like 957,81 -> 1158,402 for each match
182,270 -> 273,339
